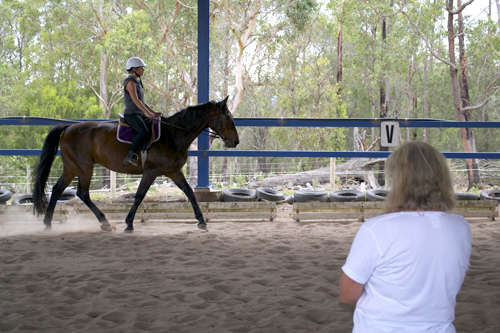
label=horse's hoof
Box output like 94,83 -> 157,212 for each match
101,224 -> 114,232
197,223 -> 208,231
44,225 -> 52,232
124,225 -> 134,233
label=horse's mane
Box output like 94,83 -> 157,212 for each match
164,101 -> 211,129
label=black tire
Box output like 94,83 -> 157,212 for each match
329,190 -> 366,202
61,188 -> 77,199
480,189 -> 500,201
293,190 -> 328,203
255,187 -> 285,202
283,193 -> 294,205
12,194 -> 34,205
223,188 -> 257,202
113,192 -> 136,203
455,192 -> 480,201
48,188 -> 78,203
258,192 -> 293,205
0,189 -> 12,204
366,189 -> 389,201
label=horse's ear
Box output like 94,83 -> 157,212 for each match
222,95 -> 229,106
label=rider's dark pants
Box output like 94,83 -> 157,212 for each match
124,113 -> 151,154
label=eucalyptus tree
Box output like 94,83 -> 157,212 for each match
0,0 -> 42,117
466,11 -> 500,155
212,0 -> 318,116
364,0 -> 500,189
268,12 -> 347,171
51,0 -> 124,119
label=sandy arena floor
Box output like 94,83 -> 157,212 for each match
0,204 -> 499,332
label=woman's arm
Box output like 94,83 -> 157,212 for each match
144,102 -> 162,117
126,80 -> 157,119
339,272 -> 364,304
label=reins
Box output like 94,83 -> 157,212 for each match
155,117 -> 220,139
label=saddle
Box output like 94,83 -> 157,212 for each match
117,114 -> 161,147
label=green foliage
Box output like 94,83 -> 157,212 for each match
24,81 -> 102,120
278,0 -> 318,31
0,0 -> 498,187
0,156 -> 32,193
234,175 -> 246,188
103,10 -> 157,60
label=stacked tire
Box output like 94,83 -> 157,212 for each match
255,187 -> 284,201
222,188 -> 293,204
480,189 -> 500,201
366,189 -> 389,201
12,194 -> 34,205
293,190 -> 328,203
12,189 -> 77,205
329,190 -> 366,202
0,189 -> 12,205
255,187 -> 293,204
222,189 -> 257,202
455,192 -> 480,201
49,189 -> 78,203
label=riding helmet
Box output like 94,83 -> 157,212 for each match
126,57 -> 146,71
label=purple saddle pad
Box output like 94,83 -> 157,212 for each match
117,117 -> 161,144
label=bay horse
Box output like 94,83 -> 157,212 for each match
32,96 -> 239,232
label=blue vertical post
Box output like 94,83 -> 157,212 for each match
196,0 -> 210,189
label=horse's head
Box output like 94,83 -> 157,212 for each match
208,96 -> 239,148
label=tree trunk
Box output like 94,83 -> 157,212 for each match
337,10 -> 343,90
228,5 -> 260,115
496,0 -> 500,25
412,52 -> 418,140
96,0 -> 109,120
406,54 -> 413,141
100,51 -> 110,119
97,0 -> 110,188
447,0 -> 482,189
378,7 -> 388,187
457,0 -> 482,188
423,50 -> 428,142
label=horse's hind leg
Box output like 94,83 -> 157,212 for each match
77,175 -> 112,231
43,172 -> 75,230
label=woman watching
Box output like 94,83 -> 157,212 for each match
340,141 -> 471,333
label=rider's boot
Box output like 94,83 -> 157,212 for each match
123,151 -> 138,166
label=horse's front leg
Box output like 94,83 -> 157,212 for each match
124,171 -> 158,232
170,171 -> 207,230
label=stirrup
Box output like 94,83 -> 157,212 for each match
123,152 -> 138,166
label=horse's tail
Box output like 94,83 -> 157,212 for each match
33,125 -> 70,216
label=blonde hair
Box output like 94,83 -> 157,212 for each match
384,141 -> 456,213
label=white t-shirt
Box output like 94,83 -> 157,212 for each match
342,211 -> 471,333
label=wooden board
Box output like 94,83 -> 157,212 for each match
0,202 -> 277,223
293,200 -> 498,222
0,204 -> 67,222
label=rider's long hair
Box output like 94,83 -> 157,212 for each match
384,141 -> 456,213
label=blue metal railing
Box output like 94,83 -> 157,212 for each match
1,117 -> 499,159
1,116 -> 499,188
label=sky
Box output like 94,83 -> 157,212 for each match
463,0 -> 499,23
